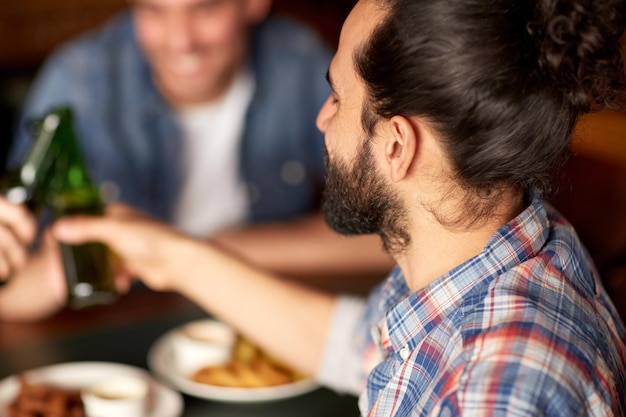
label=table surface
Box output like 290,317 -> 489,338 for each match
0,287 -> 360,417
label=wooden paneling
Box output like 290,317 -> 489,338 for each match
550,154 -> 626,321
0,0 -> 128,69
573,111 -> 626,166
0,0 -> 352,70
572,36 -> 626,165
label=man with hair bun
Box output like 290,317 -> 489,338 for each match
53,0 -> 626,414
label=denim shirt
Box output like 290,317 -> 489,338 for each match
10,12 -> 332,225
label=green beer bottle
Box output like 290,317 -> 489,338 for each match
0,115 -> 57,212
45,107 -> 117,309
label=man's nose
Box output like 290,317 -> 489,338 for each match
166,14 -> 195,51
316,96 -> 333,133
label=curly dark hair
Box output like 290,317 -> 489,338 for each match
355,0 -> 626,223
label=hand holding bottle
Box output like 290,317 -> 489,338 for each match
43,107 -> 118,309
1,106 -> 118,312
53,203 -> 195,294
0,196 -> 37,281
0,228 -> 66,321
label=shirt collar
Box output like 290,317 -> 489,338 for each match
384,191 -> 551,354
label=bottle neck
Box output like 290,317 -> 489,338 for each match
19,113 -> 59,187
47,107 -> 102,212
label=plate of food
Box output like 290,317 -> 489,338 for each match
147,320 -> 319,403
0,361 -> 183,417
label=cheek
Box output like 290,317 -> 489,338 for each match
330,121 -> 364,163
191,10 -> 246,49
134,18 -> 164,54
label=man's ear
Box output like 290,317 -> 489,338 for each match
385,115 -> 418,183
244,0 -> 272,24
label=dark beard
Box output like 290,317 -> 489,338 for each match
321,140 -> 410,254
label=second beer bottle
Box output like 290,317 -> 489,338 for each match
45,107 -> 117,309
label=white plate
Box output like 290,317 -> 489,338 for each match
147,327 -> 319,403
0,361 -> 183,417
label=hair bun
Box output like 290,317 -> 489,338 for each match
527,0 -> 626,111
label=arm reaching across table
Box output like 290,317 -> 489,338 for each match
52,203 -> 338,376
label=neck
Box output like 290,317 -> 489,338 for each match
160,78 -> 232,109
395,189 -> 524,292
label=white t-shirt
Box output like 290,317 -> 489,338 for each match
173,69 -> 255,238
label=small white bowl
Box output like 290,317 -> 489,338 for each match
170,319 -> 236,377
81,375 -> 149,417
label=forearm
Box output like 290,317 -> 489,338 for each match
165,237 -> 337,375
52,205 -> 341,375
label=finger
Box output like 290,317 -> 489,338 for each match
39,231 -> 67,303
52,215 -> 119,246
54,204 -> 154,246
106,203 -> 153,220
111,253 -> 133,293
0,250 -> 11,280
0,225 -> 29,273
114,269 -> 135,294
0,197 -> 37,244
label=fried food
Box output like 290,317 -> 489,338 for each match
192,338 -> 307,388
5,376 -> 85,417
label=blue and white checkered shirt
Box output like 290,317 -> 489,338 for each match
317,193 -> 626,416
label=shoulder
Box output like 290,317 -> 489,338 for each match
23,10 -> 152,116
447,317 -> 617,415
246,16 -> 332,116
251,16 -> 332,70
449,266 -> 624,415
255,16 -> 330,50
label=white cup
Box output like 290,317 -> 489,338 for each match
81,376 -> 149,417
171,319 -> 236,377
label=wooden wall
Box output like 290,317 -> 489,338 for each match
0,0 -> 127,69
0,0 -> 352,70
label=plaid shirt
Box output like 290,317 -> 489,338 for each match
320,194 -> 626,416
